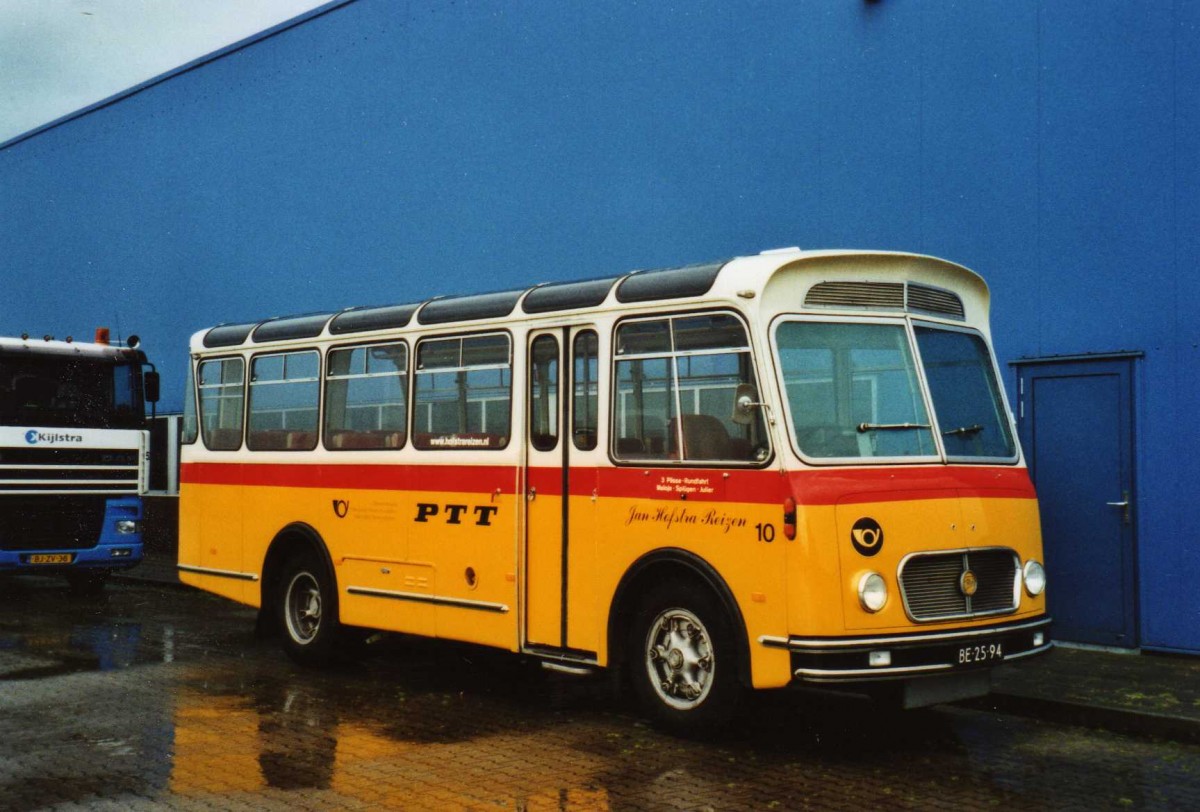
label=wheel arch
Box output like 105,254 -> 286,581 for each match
607,548 -> 752,687
260,522 -> 339,620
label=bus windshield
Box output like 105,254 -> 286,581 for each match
775,320 -> 1014,461
0,354 -> 145,429
913,325 -> 1015,460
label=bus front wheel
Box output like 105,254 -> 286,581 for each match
278,553 -> 339,667
628,581 -> 742,733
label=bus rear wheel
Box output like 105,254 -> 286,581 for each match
278,553 -> 339,667
628,581 -> 742,733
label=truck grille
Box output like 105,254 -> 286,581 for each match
898,549 -> 1019,621
0,447 -> 140,494
0,495 -> 108,551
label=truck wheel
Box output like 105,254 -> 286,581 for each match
628,581 -> 742,733
278,553 -> 338,667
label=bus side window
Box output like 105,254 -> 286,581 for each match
572,330 -> 599,451
413,333 -> 512,450
529,335 -> 559,451
197,357 -> 244,451
324,342 -> 408,450
247,350 -> 320,451
613,314 -> 767,464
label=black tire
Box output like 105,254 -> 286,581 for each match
627,579 -> 743,734
277,552 -> 340,667
65,571 -> 108,596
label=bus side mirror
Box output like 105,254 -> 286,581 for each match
144,371 -> 161,404
731,383 -> 760,426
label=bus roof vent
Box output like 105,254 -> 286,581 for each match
417,289 -> 525,325
329,303 -> 419,334
522,276 -> 620,314
804,281 -> 904,310
615,262 -> 726,304
203,322 -> 257,348
905,283 -> 965,319
253,313 -> 334,343
803,281 -> 964,320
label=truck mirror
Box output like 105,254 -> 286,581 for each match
144,370 -> 161,404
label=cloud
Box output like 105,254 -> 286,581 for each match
0,0 -> 329,144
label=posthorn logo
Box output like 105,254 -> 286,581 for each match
24,430 -> 84,445
850,517 -> 884,557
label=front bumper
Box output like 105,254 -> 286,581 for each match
0,496 -> 144,573
762,616 -> 1052,683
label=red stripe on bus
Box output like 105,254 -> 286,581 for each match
788,465 -> 1036,504
182,461 -> 1034,505
180,462 -> 519,494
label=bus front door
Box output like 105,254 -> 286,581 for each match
525,329 -> 567,649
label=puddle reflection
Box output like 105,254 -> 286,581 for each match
5,578 -> 1200,810
169,676 -> 614,808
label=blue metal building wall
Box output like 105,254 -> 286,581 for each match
1,1 -> 1196,651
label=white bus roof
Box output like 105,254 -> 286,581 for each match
190,248 -> 990,352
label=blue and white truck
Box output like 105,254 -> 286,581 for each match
0,329 -> 158,592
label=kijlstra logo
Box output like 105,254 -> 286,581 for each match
24,430 -> 84,445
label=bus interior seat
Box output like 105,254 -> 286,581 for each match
206,428 -> 242,449
671,414 -> 731,460
616,436 -> 645,456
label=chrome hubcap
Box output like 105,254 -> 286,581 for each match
285,571 -> 322,645
645,608 -> 713,710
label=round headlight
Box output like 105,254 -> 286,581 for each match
858,572 -> 888,613
1023,559 -> 1046,597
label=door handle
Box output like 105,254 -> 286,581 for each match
1106,490 -> 1131,525
526,487 -> 536,502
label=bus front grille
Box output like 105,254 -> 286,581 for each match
898,549 -> 1019,621
0,495 -> 108,551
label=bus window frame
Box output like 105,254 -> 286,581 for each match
769,313 -> 1019,467
571,329 -> 600,452
322,339 -> 411,452
909,318 -> 1021,466
608,308 -> 772,469
196,354 -> 247,452
769,313 -> 940,467
246,348 -> 322,452
181,356 -> 199,445
528,333 -> 560,453
411,329 -> 514,452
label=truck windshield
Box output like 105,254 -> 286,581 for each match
0,355 -> 145,429
775,320 -> 1014,461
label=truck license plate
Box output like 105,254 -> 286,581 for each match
28,553 -> 73,565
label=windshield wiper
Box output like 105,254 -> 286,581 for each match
942,424 -> 984,437
857,422 -> 931,433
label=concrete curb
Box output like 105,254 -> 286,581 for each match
962,692 -> 1200,745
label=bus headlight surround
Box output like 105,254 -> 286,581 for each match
858,572 -> 888,613
1023,559 -> 1046,597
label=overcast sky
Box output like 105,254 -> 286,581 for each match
0,0 -> 329,145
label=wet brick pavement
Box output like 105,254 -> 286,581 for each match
4,576 -> 1200,810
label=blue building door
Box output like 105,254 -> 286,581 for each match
1015,357 -> 1138,648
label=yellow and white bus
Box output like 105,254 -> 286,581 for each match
178,248 -> 1049,730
